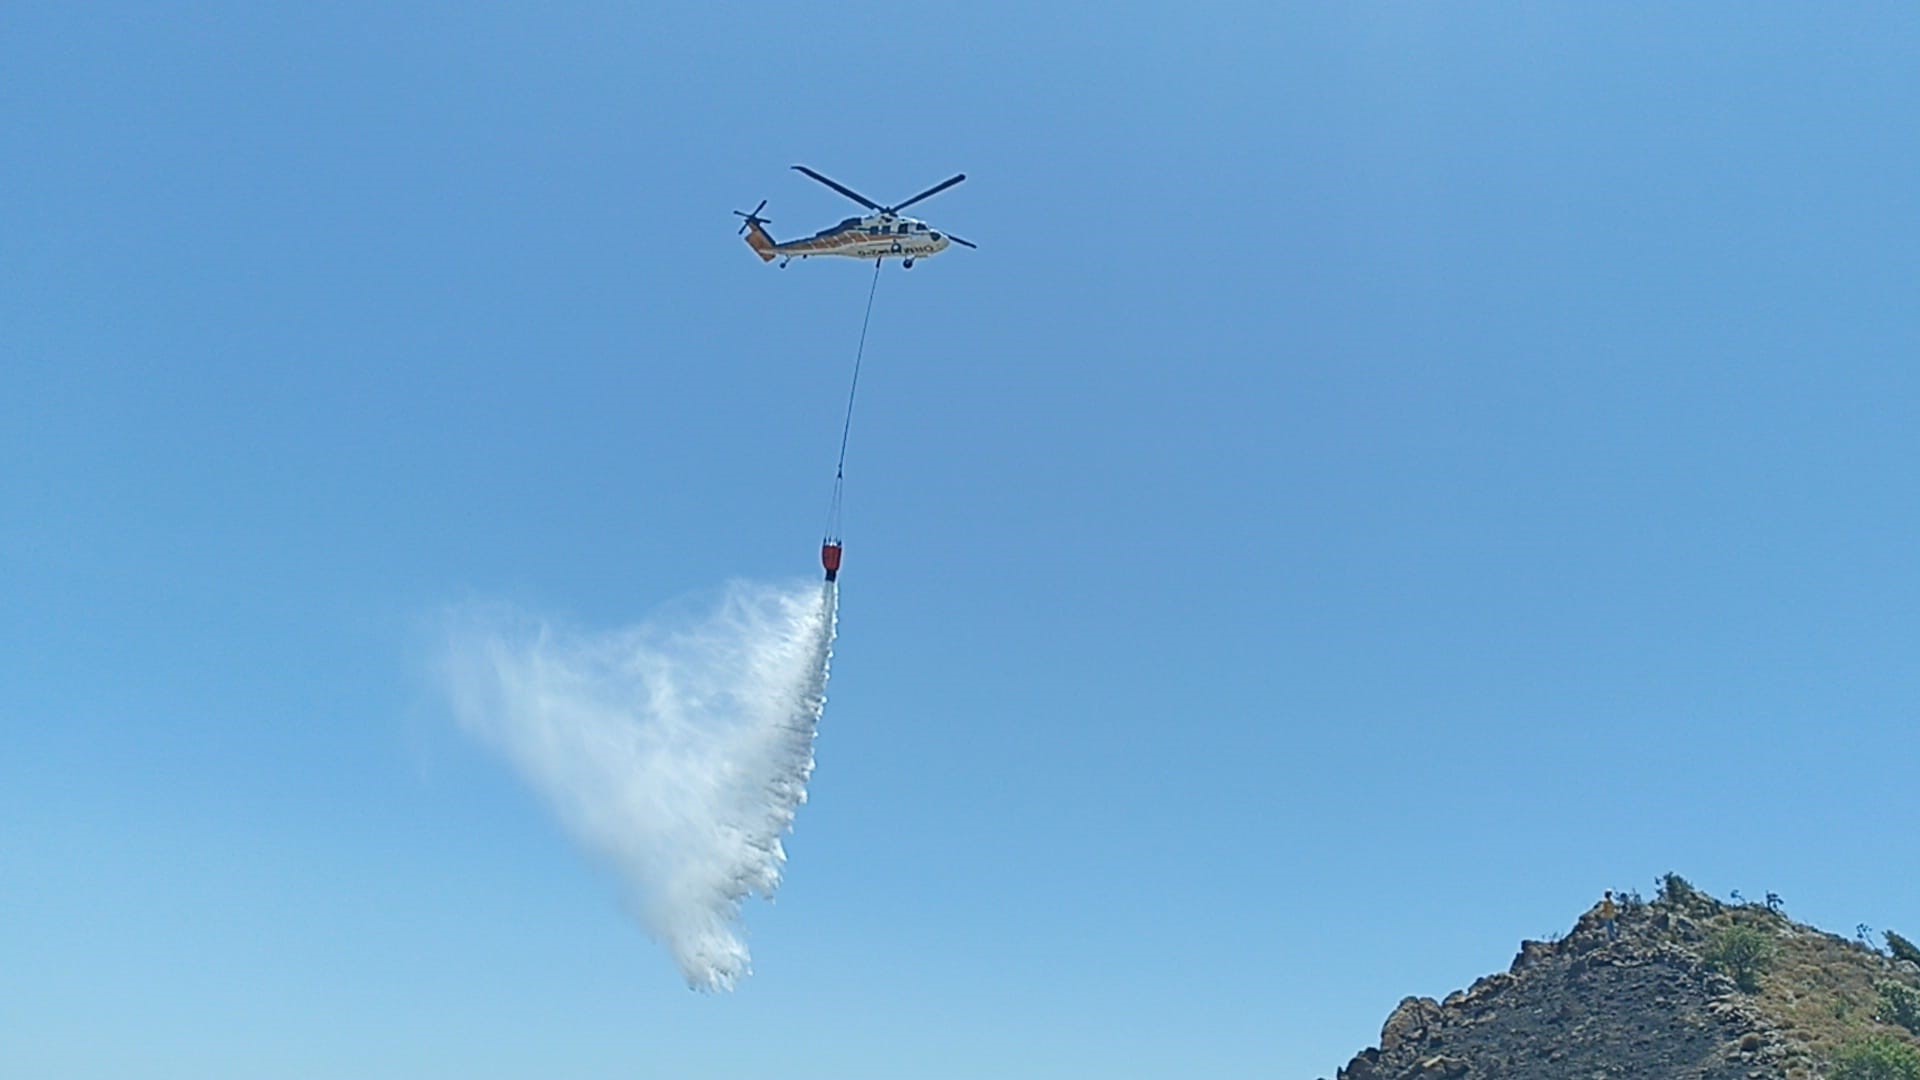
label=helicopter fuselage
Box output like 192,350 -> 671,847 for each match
749,213 -> 951,265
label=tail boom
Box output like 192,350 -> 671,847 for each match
744,221 -> 778,262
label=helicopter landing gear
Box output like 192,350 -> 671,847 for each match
903,257 -> 915,269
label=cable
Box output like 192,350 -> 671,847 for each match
824,259 -> 883,541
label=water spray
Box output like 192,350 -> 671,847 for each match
442,580 -> 838,991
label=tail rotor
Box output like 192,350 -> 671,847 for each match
734,199 -> 772,235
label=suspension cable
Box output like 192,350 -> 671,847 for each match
824,259 -> 883,541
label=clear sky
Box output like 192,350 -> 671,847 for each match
4,4 -> 1917,1077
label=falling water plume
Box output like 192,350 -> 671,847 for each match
440,580 -> 838,991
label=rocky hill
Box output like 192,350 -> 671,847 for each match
1327,876 -> 1920,1080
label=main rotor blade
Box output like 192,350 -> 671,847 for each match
889,173 -> 966,214
943,233 -> 977,249
791,165 -> 881,211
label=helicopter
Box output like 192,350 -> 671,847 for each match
736,166 -> 976,269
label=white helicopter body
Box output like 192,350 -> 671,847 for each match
738,166 -> 975,269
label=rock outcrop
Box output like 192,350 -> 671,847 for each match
1328,885 -> 1920,1080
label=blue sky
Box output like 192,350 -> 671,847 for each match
4,4 -> 1917,1077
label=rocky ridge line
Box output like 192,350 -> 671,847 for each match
1328,887 -> 1920,1080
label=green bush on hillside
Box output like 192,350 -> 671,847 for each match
1888,931 -> 1920,967
1832,1035 -> 1920,1080
1657,872 -> 1698,907
1882,982 -> 1920,1037
1704,925 -> 1776,992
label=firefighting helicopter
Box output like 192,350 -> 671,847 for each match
735,165 -> 976,269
